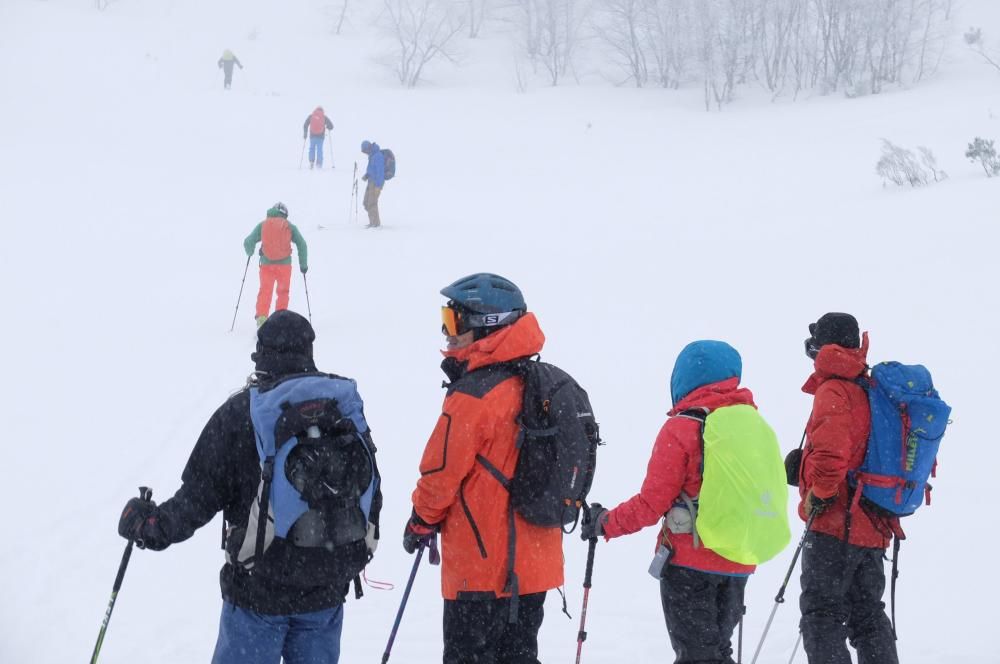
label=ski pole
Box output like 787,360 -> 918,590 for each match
738,610 -> 744,663
302,272 -> 312,323
299,138 -> 307,170
381,543 -> 426,664
327,131 -> 335,169
788,632 -> 802,663
90,486 -> 152,664
229,255 -> 252,332
349,161 -> 358,224
575,536 -> 598,664
750,511 -> 817,664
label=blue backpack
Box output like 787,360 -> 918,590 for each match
227,373 -> 379,585
851,362 -> 950,517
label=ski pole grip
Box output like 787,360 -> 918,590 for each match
139,486 -> 152,501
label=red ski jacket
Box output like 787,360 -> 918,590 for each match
603,378 -> 758,575
797,334 -> 901,549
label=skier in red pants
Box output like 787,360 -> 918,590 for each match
243,202 -> 308,327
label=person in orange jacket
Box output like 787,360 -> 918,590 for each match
243,202 -> 308,327
404,273 -> 563,663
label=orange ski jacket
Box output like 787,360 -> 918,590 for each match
411,313 -> 565,600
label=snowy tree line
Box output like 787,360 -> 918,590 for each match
591,0 -> 953,107
364,0 -> 954,104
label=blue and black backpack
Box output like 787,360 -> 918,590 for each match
382,149 -> 396,180
226,373 -> 380,592
850,362 -> 950,518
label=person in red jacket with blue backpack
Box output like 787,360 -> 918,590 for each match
797,313 -> 900,664
582,341 -> 759,664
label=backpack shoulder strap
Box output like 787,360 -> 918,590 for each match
447,362 -> 521,399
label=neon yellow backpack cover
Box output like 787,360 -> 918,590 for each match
695,404 -> 791,565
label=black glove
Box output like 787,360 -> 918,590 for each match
118,497 -> 170,550
784,448 -> 803,487
806,490 -> 836,516
362,174 -> 368,181
402,510 -> 439,554
580,502 -> 609,540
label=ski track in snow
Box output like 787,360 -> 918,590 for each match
2,0 -> 998,661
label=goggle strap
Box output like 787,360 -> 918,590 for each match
463,310 -> 522,329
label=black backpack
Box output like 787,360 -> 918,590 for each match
382,149 -> 396,180
473,357 -> 600,622
478,358 -> 601,532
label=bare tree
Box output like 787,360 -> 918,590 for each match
335,1 -> 351,35
965,27 -> 1000,74
468,0 -> 493,37
594,0 -> 649,86
876,139 -> 930,187
509,0 -> 589,86
381,0 -> 466,87
640,0 -> 691,89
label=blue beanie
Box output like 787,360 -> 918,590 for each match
361,140 -> 372,153
670,340 -> 742,406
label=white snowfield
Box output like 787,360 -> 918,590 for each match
2,0 -> 998,662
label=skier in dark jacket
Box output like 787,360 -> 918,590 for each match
117,311 -> 382,664
218,50 -> 243,89
797,313 -> 900,664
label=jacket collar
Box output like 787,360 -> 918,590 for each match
668,377 -> 756,416
801,331 -> 870,395
440,313 -> 545,377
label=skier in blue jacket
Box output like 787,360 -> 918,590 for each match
361,140 -> 385,228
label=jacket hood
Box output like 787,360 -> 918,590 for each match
266,210 -> 288,220
668,377 -> 756,416
442,312 -> 545,372
802,331 -> 870,395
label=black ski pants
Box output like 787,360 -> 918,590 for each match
659,565 -> 747,664
799,531 -> 898,664
442,592 -> 546,664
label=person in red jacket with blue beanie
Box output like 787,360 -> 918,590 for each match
797,313 -> 900,664
582,340 -> 758,664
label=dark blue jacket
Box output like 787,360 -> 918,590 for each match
366,143 -> 385,188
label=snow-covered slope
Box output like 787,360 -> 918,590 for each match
2,0 -> 998,661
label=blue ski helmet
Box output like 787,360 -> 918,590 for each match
361,140 -> 373,153
441,273 -> 526,337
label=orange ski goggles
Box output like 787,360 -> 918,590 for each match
442,304 -> 523,337
441,305 -> 465,337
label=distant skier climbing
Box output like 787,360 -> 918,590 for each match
217,50 -> 243,90
303,107 -> 334,169
243,202 -> 308,327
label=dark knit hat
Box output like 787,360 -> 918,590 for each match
252,310 -> 316,374
809,312 -> 860,349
